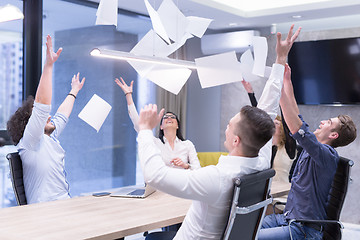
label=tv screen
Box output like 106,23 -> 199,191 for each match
288,37 -> 360,105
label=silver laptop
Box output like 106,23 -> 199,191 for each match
110,184 -> 156,198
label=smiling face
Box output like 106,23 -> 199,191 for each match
160,113 -> 178,131
313,117 -> 340,143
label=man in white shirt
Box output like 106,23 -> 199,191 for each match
7,35 -> 85,204
137,25 -> 301,240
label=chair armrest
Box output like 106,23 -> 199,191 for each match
288,219 -> 344,229
236,196 -> 273,214
272,201 -> 286,214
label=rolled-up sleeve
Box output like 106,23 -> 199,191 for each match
51,112 -> 68,139
20,102 -> 51,150
291,115 -> 338,167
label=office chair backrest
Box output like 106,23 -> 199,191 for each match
6,152 -> 27,205
223,168 -> 275,240
322,156 -> 353,240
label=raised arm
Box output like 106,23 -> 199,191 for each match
35,35 -> 62,104
115,77 -> 140,132
56,72 -> 85,118
279,64 -> 302,134
241,79 -> 257,107
257,24 -> 301,119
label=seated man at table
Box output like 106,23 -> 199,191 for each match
6,35 -> 85,204
136,25 -> 301,239
258,64 -> 357,239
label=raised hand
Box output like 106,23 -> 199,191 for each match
71,72 -> 85,95
45,35 -> 62,66
276,24 -> 301,65
138,104 -> 165,131
241,79 -> 254,93
115,77 -> 133,95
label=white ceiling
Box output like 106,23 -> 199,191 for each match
1,0 -> 360,36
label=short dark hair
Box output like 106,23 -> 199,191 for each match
236,105 -> 275,156
7,96 -> 34,145
158,111 -> 185,143
331,115 -> 357,148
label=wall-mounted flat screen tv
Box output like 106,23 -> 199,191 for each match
288,37 -> 360,105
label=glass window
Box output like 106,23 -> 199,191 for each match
0,0 -> 23,208
42,0 -> 154,197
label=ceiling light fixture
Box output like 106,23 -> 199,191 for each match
292,15 -> 302,19
0,4 -> 23,23
90,48 -> 197,69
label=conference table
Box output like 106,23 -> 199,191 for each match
0,190 -> 191,240
0,181 -> 290,240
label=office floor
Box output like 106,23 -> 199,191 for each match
125,223 -> 360,239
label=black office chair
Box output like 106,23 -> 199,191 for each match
288,156 -> 353,240
6,152 -> 27,205
222,168 -> 275,240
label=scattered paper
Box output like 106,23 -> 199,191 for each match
95,0 -> 118,27
78,94 -> 112,132
157,0 -> 188,43
144,0 -> 171,44
186,16 -> 213,38
195,51 -> 243,88
252,36 -> 268,77
131,30 -> 173,57
146,65 -> 192,95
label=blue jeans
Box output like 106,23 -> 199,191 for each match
257,214 -> 323,240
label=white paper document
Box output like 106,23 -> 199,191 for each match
186,16 -> 213,38
95,0 -> 118,27
144,0 -> 171,44
252,36 -> 268,77
78,94 -> 112,132
195,51 -> 243,88
157,0 -> 188,43
146,65 -> 192,95
131,30 -> 173,57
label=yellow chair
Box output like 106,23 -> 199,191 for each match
197,152 -> 228,167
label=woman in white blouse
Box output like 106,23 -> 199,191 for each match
115,77 -> 201,170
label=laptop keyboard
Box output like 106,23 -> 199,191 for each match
128,189 -> 145,196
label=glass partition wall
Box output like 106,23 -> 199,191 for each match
0,0 -> 155,207
0,0 -> 23,207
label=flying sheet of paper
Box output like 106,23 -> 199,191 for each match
146,65 -> 192,95
78,94 -> 112,132
128,29 -> 172,78
195,51 -> 243,88
131,30 -> 173,57
157,0 -> 188,43
95,0 -> 118,27
186,16 -> 213,38
166,32 -> 194,55
144,0 -> 171,44
252,36 -> 268,77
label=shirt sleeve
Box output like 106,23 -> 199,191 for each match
138,130 -> 221,203
291,115 -> 338,167
128,103 -> 140,132
257,63 -> 284,120
51,112 -> 68,139
186,140 -> 201,170
256,63 -> 285,169
20,102 -> 51,150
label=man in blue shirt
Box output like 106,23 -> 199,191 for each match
258,64 -> 357,239
7,35 -> 85,204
